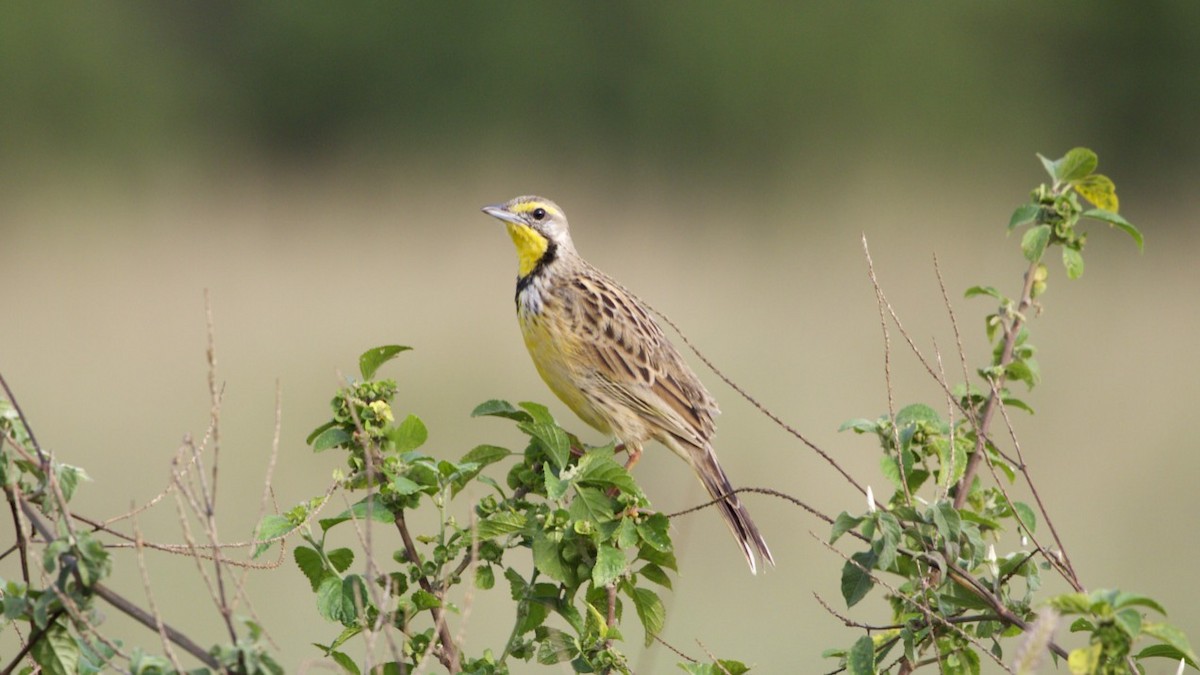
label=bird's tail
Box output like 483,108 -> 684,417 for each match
687,440 -> 774,574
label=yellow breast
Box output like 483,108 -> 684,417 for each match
518,303 -> 613,435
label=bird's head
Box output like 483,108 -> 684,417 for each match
482,196 -> 574,277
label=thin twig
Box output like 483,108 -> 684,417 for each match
648,304 -> 869,496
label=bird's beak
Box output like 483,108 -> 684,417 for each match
481,204 -> 525,226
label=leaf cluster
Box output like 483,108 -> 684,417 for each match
255,347 -> 743,674
826,150 -> 1192,675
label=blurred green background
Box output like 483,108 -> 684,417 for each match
3,2 -> 1198,672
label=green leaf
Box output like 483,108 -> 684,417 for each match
294,546 -> 327,591
1114,608 -> 1142,638
474,565 -> 495,590
252,514 -> 297,558
471,399 -> 533,422
1082,208 -> 1143,250
576,452 -> 640,495
536,627 -> 579,665
1112,592 -> 1166,615
1021,224 -> 1052,262
846,635 -> 876,675
390,415 -> 427,453
1143,621 -> 1199,666
358,345 -> 410,381
628,586 -> 666,646
637,513 -> 672,552
964,285 -> 1004,300
638,563 -> 672,589
544,463 -> 570,500
569,486 -> 616,524
838,417 -> 878,433
329,650 -> 361,675
931,501 -> 961,543
830,511 -> 864,543
1057,147 -> 1098,182
841,548 -> 878,607
31,624 -> 78,675
390,475 -> 423,496
312,426 -> 352,453
460,444 -> 512,468
1062,247 -> 1084,280
328,548 -> 354,573
895,403 -> 941,428
678,661 -> 751,675
1037,153 -> 1059,182
320,496 -> 396,531
1008,204 -> 1040,232
1136,643 -> 1199,669
592,545 -> 627,588
532,529 -> 571,584
316,576 -> 348,623
1073,173 -> 1118,211
477,511 -> 527,538
1011,501 -> 1037,534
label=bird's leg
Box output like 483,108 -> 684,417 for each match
622,442 -> 643,471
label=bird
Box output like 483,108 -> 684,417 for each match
482,195 -> 774,573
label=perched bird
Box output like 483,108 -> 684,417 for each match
482,196 -> 774,573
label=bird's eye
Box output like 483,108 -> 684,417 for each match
531,208 -> 546,221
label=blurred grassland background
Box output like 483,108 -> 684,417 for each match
2,2 -> 1199,672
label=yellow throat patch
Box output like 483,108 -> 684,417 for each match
506,223 -> 550,278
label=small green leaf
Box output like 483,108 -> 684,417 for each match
474,565 -> 495,590
570,486 -> 616,524
628,586 -> 666,646
31,624 -> 79,675
576,452 -> 640,495
412,589 -> 441,610
477,511 -> 527,538
592,545 -> 626,588
931,501 -> 961,543
544,464 -> 570,500
532,530 -> 571,584
1136,644 -> 1199,669
1114,608 -> 1143,638
1073,173 -> 1118,211
328,548 -> 354,573
1057,147 -> 1098,182
1037,153 -> 1059,182
312,426 -> 352,453
253,514 -> 297,558
1082,208 -> 1143,250
294,546 -> 327,591
1021,224 -> 1052,262
1062,247 -> 1084,280
638,563 -> 672,589
471,399 -> 533,422
1112,592 -> 1166,615
838,418 -> 878,433
320,496 -> 396,531
637,513 -> 672,552
841,548 -> 878,607
460,444 -> 512,467
830,511 -> 864,544
964,285 -> 1004,300
359,345 -> 411,381
1011,501 -> 1037,534
895,403 -> 942,428
1143,621 -> 1199,666
390,415 -> 427,453
329,651 -> 361,675
1008,204 -> 1040,231
390,475 -> 423,496
846,635 -> 876,675
536,627 -> 579,665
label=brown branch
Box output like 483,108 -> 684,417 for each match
394,509 -> 460,673
952,259 -> 1040,510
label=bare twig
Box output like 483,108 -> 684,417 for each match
648,304 -> 869,496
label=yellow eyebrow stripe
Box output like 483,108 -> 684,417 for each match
511,201 -> 561,218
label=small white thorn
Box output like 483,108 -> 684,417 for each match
1021,534 -> 1029,547
866,486 -> 876,513
987,544 -> 999,577
1175,658 -> 1185,675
